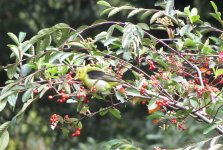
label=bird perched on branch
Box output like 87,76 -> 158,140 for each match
75,66 -> 121,94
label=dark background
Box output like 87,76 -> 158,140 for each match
0,1 -> 222,149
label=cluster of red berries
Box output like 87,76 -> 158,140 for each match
77,86 -> 87,99
194,86 -> 206,96
148,60 -> 156,70
71,128 -> 82,137
57,89 -> 70,103
50,114 -> 59,126
67,71 -> 75,84
156,99 -> 169,107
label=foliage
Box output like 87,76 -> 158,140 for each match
1,0 -> 223,149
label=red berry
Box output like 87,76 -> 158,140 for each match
33,89 -> 38,94
75,130 -> 81,136
64,115 -> 69,119
141,100 -> 147,105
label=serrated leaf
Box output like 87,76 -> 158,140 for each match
127,8 -> 144,18
97,1 -> 111,7
0,130 -> 9,150
109,108 -> 121,119
7,32 -> 19,45
150,11 -> 165,24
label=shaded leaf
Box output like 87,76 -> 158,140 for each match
109,108 -> 121,119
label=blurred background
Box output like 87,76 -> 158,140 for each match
0,0 -> 222,149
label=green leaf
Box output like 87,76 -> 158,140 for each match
125,88 -> 141,96
36,35 -> 51,53
109,108 -> 121,119
114,90 -> 125,103
7,32 -> 19,45
99,108 -> 108,116
0,91 -> 14,101
141,10 -> 155,20
0,130 -> 9,150
7,94 -> 17,108
165,0 -> 175,16
210,1 -> 218,12
127,8 -> 144,18
190,97 -> 199,109
0,122 -> 10,134
30,23 -> 70,44
214,68 -> 223,78
137,23 -> 150,30
150,11 -> 165,24
19,32 -> 26,42
203,121 -> 223,134
209,60 -> 216,69
20,64 -> 32,77
8,45 -> 20,60
106,24 -> 116,40
97,1 -> 111,7
67,42 -> 85,48
108,6 -> 133,18
7,64 -> 17,79
22,88 -> 34,103
100,8 -> 113,16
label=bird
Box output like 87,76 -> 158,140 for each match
74,66 -> 121,94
